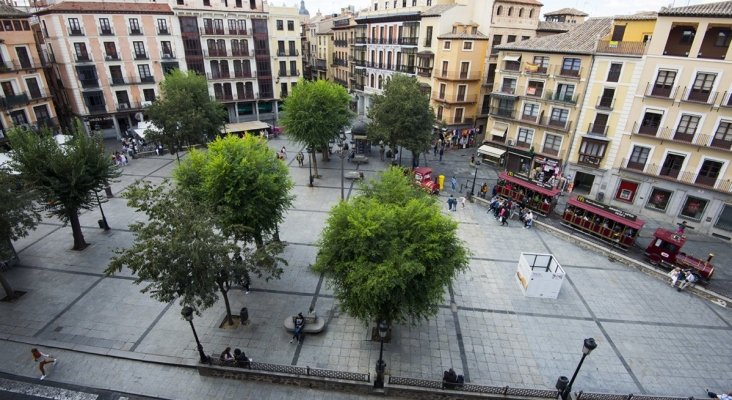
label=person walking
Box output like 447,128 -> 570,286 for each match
524,210 -> 534,229
439,146 -> 444,162
433,141 -> 438,157
499,206 -> 508,226
290,312 -> 305,344
459,196 -> 466,209
31,348 -> 57,380
447,195 -> 456,211
295,151 -> 304,166
279,146 -> 287,159
480,183 -> 488,199
379,144 -> 385,161
450,176 -> 457,192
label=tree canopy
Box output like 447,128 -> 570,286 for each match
367,74 -> 434,167
145,70 -> 226,152
174,134 -> 294,248
313,167 -> 469,325
279,79 -> 352,175
8,123 -> 119,250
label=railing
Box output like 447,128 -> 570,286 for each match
161,51 -> 176,59
523,63 -> 549,75
129,28 -> 143,35
201,27 -> 226,35
632,121 -> 666,137
331,58 -> 348,67
558,67 -> 582,78
0,58 -> 44,71
0,93 -> 30,109
134,52 -> 149,60
74,53 -> 92,63
578,153 -> 603,167
79,78 -> 99,88
596,96 -> 615,110
588,123 -> 609,136
116,101 -> 147,111
435,70 -> 481,81
644,83 -> 678,99
521,113 -> 538,123
231,49 -> 251,57
682,87 -> 718,104
352,59 -> 366,67
68,26 -> 84,36
28,89 -> 48,100
140,76 -> 155,84
497,85 -> 516,95
721,91 -> 732,107
620,158 -> 732,192
431,93 -> 477,104
545,91 -> 580,104
542,147 -> 559,156
352,82 -> 364,91
398,37 -> 418,45
596,40 -> 648,55
396,64 -> 415,74
99,26 -> 114,35
87,104 -> 107,114
104,53 -> 120,61
416,66 -> 432,77
489,107 -> 515,119
520,85 -> 543,98
34,117 -> 59,129
354,37 -> 367,44
204,49 -> 228,57
502,61 -> 521,72
288,69 -> 300,77
158,28 -> 170,35
276,50 -> 299,57
334,40 -> 348,47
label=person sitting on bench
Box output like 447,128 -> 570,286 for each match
442,368 -> 464,389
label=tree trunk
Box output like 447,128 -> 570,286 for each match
68,211 -> 88,250
321,144 -> 330,162
218,282 -> 234,326
0,272 -> 15,300
253,231 -> 264,249
273,225 -> 280,242
311,151 -> 319,178
412,151 -> 420,168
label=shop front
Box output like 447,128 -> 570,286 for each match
505,147 -> 533,175
477,144 -> 506,166
530,156 -> 562,187
495,171 -> 560,215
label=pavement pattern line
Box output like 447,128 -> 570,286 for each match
33,277 -> 105,338
130,300 -> 176,352
11,225 -> 62,255
701,300 -> 732,328
12,264 -> 137,280
0,376 -> 100,400
448,284 -> 471,383
292,272 -> 326,366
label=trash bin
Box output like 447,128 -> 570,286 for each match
438,175 -> 445,190
240,307 -> 248,322
104,185 -> 113,198
97,219 -> 105,229
556,376 -> 569,391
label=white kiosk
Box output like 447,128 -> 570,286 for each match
515,252 -> 565,299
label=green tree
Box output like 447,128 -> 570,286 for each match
174,134 -> 294,249
8,123 -> 120,250
313,167 -> 469,325
367,74 -> 434,167
145,70 -> 226,158
280,79 -> 352,177
105,180 -> 283,325
0,167 -> 41,299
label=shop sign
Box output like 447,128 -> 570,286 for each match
507,170 -> 555,190
576,195 -> 637,221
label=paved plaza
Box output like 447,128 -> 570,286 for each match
1,135 -> 731,399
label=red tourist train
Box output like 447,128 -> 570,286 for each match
645,228 -> 715,281
494,171 -> 560,216
561,196 -> 645,249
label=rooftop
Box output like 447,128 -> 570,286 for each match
438,28 -> 490,40
659,0 -> 732,17
495,0 -> 543,5
497,17 -> 612,54
0,3 -> 29,18
38,1 -> 173,14
544,7 -> 588,16
613,11 -> 658,21
421,4 -> 458,17
536,20 -> 578,32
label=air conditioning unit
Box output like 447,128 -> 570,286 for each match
507,139 -> 514,146
141,101 -> 152,107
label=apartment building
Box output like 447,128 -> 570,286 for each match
331,15 -> 354,89
564,14 -> 656,196
269,6 -> 302,100
608,2 -> 732,237
0,4 -> 59,140
484,18 -> 612,179
36,1 -> 184,138
544,8 -> 588,24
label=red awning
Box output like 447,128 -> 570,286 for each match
567,198 -> 645,230
499,171 -> 560,198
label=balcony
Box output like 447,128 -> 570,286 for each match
129,28 -> 143,35
315,59 -> 327,70
354,37 -> 367,45
682,87 -> 717,104
333,77 -> 348,87
0,93 -> 30,109
158,28 -> 170,35
558,67 -> 582,79
34,117 -> 59,129
398,37 -> 418,46
431,93 -> 477,104
0,58 -> 44,71
416,65 -> 432,77
231,49 -> 251,57
620,158 -> 732,192
497,85 -> 517,95
110,76 -> 127,85
79,78 -> 99,88
276,49 -> 299,57
207,71 -> 231,79
541,146 -> 560,156
204,49 -> 228,57
116,101 -> 146,111
587,123 -> 609,136
99,26 -> 114,36
521,113 -> 538,123
596,40 -> 647,56
521,85 -> 543,98
396,64 -> 416,74
670,129 -> 695,143
201,27 -> 226,36
68,26 -> 84,36
334,40 -> 348,47
288,69 -> 300,77
140,76 -> 155,84
105,53 -> 120,61
489,107 -> 515,119
161,51 -> 175,60
134,51 -> 149,60
721,92 -> 732,108
352,82 -> 364,91
227,29 -> 249,36
578,154 -> 603,168
435,70 -> 481,81
644,83 -> 678,100
352,59 -> 366,67
596,96 -> 614,110
632,121 -> 666,137
545,91 -> 580,105
523,63 -> 549,75
74,53 -> 92,63
331,58 -> 348,67
87,104 -> 107,114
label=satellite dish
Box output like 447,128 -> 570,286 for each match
134,112 -> 144,122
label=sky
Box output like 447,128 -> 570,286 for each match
283,0 -> 723,18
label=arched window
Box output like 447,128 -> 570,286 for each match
207,39 -> 216,53
231,40 -> 240,54
508,7 -> 513,16
217,39 -> 226,52
519,8 -> 524,17
378,75 -> 383,89
244,82 -> 253,98
529,9 -> 534,18
496,5 -> 502,15
370,74 -> 375,87
236,82 -> 244,97
387,52 -> 392,69
378,51 -> 383,65
241,40 -> 248,54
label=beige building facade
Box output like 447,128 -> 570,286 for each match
269,6 -> 302,100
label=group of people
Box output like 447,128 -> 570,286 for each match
219,346 -> 252,368
442,367 -> 465,389
669,267 -> 699,291
446,195 -> 465,211
488,196 -> 534,228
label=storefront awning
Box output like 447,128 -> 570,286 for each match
477,145 -> 506,158
222,121 -> 271,134
491,122 -> 508,137
568,198 -> 645,230
499,171 -> 560,198
504,54 -> 521,62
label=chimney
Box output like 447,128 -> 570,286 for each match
707,253 -> 714,263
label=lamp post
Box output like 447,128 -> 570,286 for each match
94,191 -> 110,231
559,338 -> 597,400
469,162 -> 479,198
307,146 -> 314,187
181,306 -> 210,364
332,135 -> 347,200
374,320 -> 388,389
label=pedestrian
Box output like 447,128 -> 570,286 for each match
499,206 -> 508,226
459,196 -> 466,208
31,348 -> 57,380
220,347 -> 234,364
524,210 -> 534,229
234,348 -> 252,369
433,141 -> 438,156
450,176 -> 457,191
290,312 -> 305,344
706,390 -> 732,400
280,146 -> 287,159
470,154 -> 475,166
439,146 -> 444,162
379,144 -> 385,161
480,183 -> 488,199
447,195 -> 455,211
295,151 -> 304,166
676,220 -> 688,235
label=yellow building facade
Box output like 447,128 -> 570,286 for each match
609,3 -> 732,236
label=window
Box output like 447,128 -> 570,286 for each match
590,113 -> 609,135
444,41 -> 451,50
425,26 -> 433,47
115,90 -> 130,108
24,77 -> 41,99
463,41 -> 473,50
438,83 -> 446,99
627,146 -> 650,170
68,18 -> 82,35
129,18 -> 141,34
440,60 -> 448,77
459,61 -> 469,78
639,111 -> 663,135
236,0 -> 242,7
276,20 -> 283,30
652,69 -> 676,97
578,139 -> 606,167
674,114 -> 699,141
454,108 -> 463,123
161,41 -> 173,58
715,204 -> 732,231
493,35 -> 502,46
680,28 -> 695,44
679,196 -> 708,221
716,30 -> 731,47
287,20 -> 294,31
543,134 -> 562,155
83,90 -> 105,112
526,80 -> 543,97
9,110 -> 28,125
378,75 -> 383,89
501,77 -> 516,94
561,58 -> 581,76
158,19 -> 169,34
74,43 -> 89,61
33,105 -> 50,122
133,41 -> 146,59
436,105 -> 443,120
646,188 -> 672,211
516,128 -> 533,147
456,85 -> 467,101
598,88 -> 615,109
519,8 -> 524,17
696,159 -> 723,187
521,103 -> 539,122
660,153 -> 685,178
496,5 -> 502,15
712,121 -> 732,148
555,83 -> 575,102
522,36 -> 530,41
99,18 -> 112,34
109,65 -> 124,84
507,35 -> 516,43
138,64 -> 153,82
507,6 -> 513,16
615,180 -> 638,202
549,108 -> 568,128
607,63 -> 622,82
688,72 -> 716,102
532,56 -> 548,73
495,98 -> 515,117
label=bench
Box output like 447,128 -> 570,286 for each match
283,312 -> 326,334
352,155 -> 369,164
345,171 -> 364,180
442,379 -> 465,390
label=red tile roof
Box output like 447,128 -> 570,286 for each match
38,1 -> 173,15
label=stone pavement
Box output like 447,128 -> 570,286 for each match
1,135 -> 731,399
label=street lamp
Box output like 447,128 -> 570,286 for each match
469,160 -> 480,198
332,134 -> 347,200
558,338 -> 597,400
94,191 -> 110,231
307,146 -> 314,187
374,320 -> 388,389
181,306 -> 210,364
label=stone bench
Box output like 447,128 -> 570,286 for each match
283,313 -> 326,334
352,155 -> 369,164
345,171 -> 364,180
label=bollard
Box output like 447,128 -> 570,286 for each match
240,307 -> 248,322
